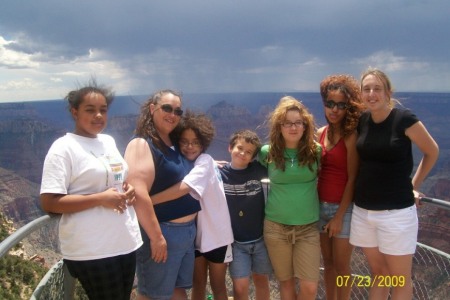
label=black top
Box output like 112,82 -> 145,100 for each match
355,108 -> 419,210
220,161 -> 268,242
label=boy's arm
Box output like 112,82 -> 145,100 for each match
151,181 -> 191,204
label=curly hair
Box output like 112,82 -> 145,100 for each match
175,110 -> 215,152
66,78 -> 114,113
267,96 -> 319,171
134,89 -> 182,151
320,74 -> 363,143
229,129 -> 262,159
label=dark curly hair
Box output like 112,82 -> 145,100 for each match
175,110 -> 215,152
319,74 -> 363,143
134,89 -> 182,151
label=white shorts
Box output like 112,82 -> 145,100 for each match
349,204 -> 418,255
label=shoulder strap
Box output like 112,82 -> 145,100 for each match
319,126 -> 327,143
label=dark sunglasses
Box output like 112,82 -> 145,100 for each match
324,100 -> 348,110
159,104 -> 183,116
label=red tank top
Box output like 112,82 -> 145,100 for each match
317,127 -> 348,203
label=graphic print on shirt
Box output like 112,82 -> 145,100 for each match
98,154 -> 125,192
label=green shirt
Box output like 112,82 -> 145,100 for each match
259,143 -> 321,225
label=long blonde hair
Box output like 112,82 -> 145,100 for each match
267,96 -> 319,171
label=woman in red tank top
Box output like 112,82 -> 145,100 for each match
317,74 -> 363,300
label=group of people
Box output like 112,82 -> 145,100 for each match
39,68 -> 439,300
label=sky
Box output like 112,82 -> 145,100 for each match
1,0 -> 449,102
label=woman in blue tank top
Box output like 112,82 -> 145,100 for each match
124,90 -> 201,300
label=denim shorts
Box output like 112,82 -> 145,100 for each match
319,202 -> 353,238
229,238 -> 273,279
136,220 -> 196,300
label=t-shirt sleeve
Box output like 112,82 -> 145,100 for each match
182,154 -> 213,199
254,161 -> 268,178
401,109 -> 419,129
40,151 -> 71,195
258,145 -> 269,166
315,142 -> 322,157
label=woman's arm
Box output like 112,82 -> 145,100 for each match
324,132 -> 359,237
40,188 -> 129,214
406,121 -> 439,191
124,138 -> 167,263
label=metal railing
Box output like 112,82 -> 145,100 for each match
0,214 -> 77,299
420,196 -> 450,210
1,197 -> 449,299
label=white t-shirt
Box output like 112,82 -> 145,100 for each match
183,154 -> 234,253
40,133 -> 143,260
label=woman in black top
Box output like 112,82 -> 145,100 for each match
349,68 -> 439,300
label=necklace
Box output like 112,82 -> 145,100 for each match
285,150 -> 297,167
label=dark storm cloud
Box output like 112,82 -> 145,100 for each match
0,0 -> 449,101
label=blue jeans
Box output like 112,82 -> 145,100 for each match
136,220 -> 196,300
229,238 -> 273,278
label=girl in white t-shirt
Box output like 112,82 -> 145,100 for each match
151,111 -> 234,300
40,81 -> 142,300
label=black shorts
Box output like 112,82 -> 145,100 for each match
64,251 -> 136,300
195,245 -> 232,264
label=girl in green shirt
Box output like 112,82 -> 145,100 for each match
259,96 -> 322,300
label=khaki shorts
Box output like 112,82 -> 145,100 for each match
264,219 -> 320,281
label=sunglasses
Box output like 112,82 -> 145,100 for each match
323,100 -> 348,110
158,104 -> 183,116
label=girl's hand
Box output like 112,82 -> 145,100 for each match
323,216 -> 343,238
101,188 -> 129,214
123,182 -> 137,206
414,190 -> 425,208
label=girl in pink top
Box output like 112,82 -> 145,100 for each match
317,74 -> 363,300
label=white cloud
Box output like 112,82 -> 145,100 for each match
353,51 -> 428,72
0,37 -> 40,69
0,78 -> 40,90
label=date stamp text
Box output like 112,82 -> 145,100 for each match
336,275 -> 405,288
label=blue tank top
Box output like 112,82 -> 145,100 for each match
147,138 -> 201,222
